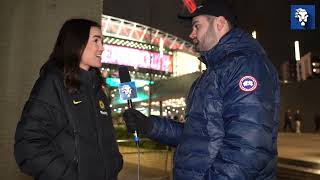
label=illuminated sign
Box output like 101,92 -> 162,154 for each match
102,44 -> 173,72
174,51 -> 202,76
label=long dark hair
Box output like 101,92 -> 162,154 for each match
41,18 -> 104,94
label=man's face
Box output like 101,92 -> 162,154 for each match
189,15 -> 219,52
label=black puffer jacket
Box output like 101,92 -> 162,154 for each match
14,66 -> 123,180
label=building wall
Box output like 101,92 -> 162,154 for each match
299,52 -> 312,81
0,0 -> 102,179
312,58 -> 320,77
280,60 -> 297,82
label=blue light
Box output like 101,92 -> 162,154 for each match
106,77 -> 154,88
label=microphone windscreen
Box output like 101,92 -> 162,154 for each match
118,66 -> 131,83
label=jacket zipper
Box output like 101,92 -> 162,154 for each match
88,73 -> 109,179
185,70 -> 207,116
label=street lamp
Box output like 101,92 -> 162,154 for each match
294,41 -> 301,81
294,41 -> 300,61
251,30 -> 257,39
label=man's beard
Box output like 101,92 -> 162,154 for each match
194,28 -> 214,52
194,39 -> 208,53
194,42 -> 201,52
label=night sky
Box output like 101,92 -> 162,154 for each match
103,0 -> 320,69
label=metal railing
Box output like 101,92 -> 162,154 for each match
117,138 -> 172,180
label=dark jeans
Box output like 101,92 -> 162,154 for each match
283,120 -> 293,132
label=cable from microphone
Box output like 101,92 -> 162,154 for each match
126,99 -> 139,142
118,66 -> 140,180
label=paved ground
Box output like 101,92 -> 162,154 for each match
118,133 -> 320,179
278,133 -> 320,164
118,147 -> 172,180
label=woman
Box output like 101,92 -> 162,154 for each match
14,19 -> 123,180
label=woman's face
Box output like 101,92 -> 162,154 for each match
80,26 -> 104,70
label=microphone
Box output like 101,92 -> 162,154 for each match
118,66 -> 141,180
118,66 -> 139,142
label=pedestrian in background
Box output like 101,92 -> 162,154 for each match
283,109 -> 294,132
314,112 -> 320,133
294,109 -> 302,133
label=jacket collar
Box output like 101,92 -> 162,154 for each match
200,28 -> 244,68
79,68 -> 99,92
79,68 -> 95,83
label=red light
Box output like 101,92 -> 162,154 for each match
183,0 -> 197,13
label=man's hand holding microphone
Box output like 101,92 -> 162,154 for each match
122,109 -> 153,135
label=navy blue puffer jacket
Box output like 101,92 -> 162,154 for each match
148,28 -> 280,180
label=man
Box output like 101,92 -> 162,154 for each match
314,112 -> 320,132
283,109 -> 294,132
294,109 -> 302,133
123,0 -> 280,179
